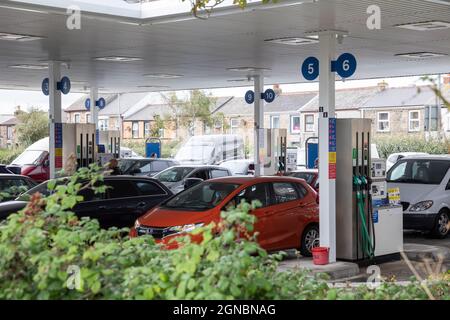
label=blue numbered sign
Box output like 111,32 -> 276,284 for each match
263,89 -> 276,103
57,76 -> 71,94
245,90 -> 255,104
41,78 -> 49,96
301,57 -> 319,81
85,98 -> 91,111
97,97 -> 106,110
335,53 -> 357,78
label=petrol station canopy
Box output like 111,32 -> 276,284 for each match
0,0 -> 449,93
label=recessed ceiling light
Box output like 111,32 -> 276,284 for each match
9,64 -> 48,70
143,73 -> 184,79
423,0 -> 450,5
137,85 -> 170,89
227,79 -> 250,83
265,37 -> 318,45
227,67 -> 271,72
395,21 -> 450,31
0,32 -> 44,41
395,52 -> 448,59
95,56 -> 143,62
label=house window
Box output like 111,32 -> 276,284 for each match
144,121 -> 150,137
230,118 -> 239,134
86,113 -> 91,123
304,114 -> 314,132
290,115 -> 300,134
409,111 -> 420,132
98,119 -> 109,131
270,116 -> 280,129
132,122 -> 139,139
377,112 -> 390,132
74,114 -> 80,123
7,126 -> 13,140
425,105 -> 438,132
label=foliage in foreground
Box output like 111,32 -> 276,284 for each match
0,165 -> 448,300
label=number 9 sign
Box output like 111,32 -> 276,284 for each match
335,53 -> 357,78
301,56 -> 319,81
245,90 -> 255,104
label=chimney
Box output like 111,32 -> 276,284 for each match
377,80 -> 388,91
273,84 -> 282,96
444,74 -> 450,86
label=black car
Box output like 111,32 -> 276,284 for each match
118,158 -> 179,177
0,174 -> 37,202
0,176 -> 173,229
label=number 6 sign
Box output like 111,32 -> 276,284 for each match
301,56 -> 319,81
334,53 -> 357,78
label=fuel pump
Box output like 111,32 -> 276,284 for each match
60,123 -> 97,171
97,130 -> 121,166
335,119 -> 402,262
257,128 -> 287,175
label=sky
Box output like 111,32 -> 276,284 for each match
0,75 -> 435,115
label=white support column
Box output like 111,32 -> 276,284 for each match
318,31 -> 337,263
90,86 -> 99,128
253,74 -> 264,177
49,61 -> 61,179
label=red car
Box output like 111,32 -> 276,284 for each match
131,176 -> 319,256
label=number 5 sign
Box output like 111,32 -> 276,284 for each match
301,56 -> 319,81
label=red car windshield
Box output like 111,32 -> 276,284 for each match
163,182 -> 240,211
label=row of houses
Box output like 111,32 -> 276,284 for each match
2,77 -> 449,151
63,79 -> 450,149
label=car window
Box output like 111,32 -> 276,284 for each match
151,161 -> 168,172
387,159 -> 450,184
105,180 -> 138,199
133,180 -> 167,196
78,187 -> 105,202
296,183 -> 308,198
290,172 -> 315,184
272,182 -> 299,204
156,167 -> 195,183
138,162 -> 153,174
233,183 -> 269,208
192,169 -> 209,180
211,169 -> 229,178
0,178 -> 30,197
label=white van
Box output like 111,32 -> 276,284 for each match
387,155 -> 450,238
175,135 -> 244,165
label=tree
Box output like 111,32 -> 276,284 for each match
15,108 -> 48,147
183,0 -> 276,18
162,90 -> 217,137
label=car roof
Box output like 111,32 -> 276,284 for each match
206,176 -> 308,185
289,169 -> 318,173
0,174 -> 31,179
399,154 -> 450,161
170,165 -> 226,169
119,158 -> 177,161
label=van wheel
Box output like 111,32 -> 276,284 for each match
300,224 -> 319,257
431,210 -> 449,239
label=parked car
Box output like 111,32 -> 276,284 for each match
0,176 -> 173,228
120,146 -> 141,158
285,169 -> 319,191
153,165 -> 232,194
387,155 -> 450,238
0,165 -> 13,174
219,159 -> 254,176
10,137 -> 49,182
386,152 -> 429,171
0,174 -> 37,202
175,134 -> 244,165
118,158 -> 179,177
131,176 -> 320,256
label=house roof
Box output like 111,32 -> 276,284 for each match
300,87 -> 379,112
124,104 -> 167,121
212,92 -> 316,116
363,86 -> 436,109
65,94 -> 116,112
100,92 -> 149,116
0,115 -> 16,125
0,117 -> 18,126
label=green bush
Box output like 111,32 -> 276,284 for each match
0,165 -> 448,300
374,135 -> 450,159
0,147 -> 24,164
